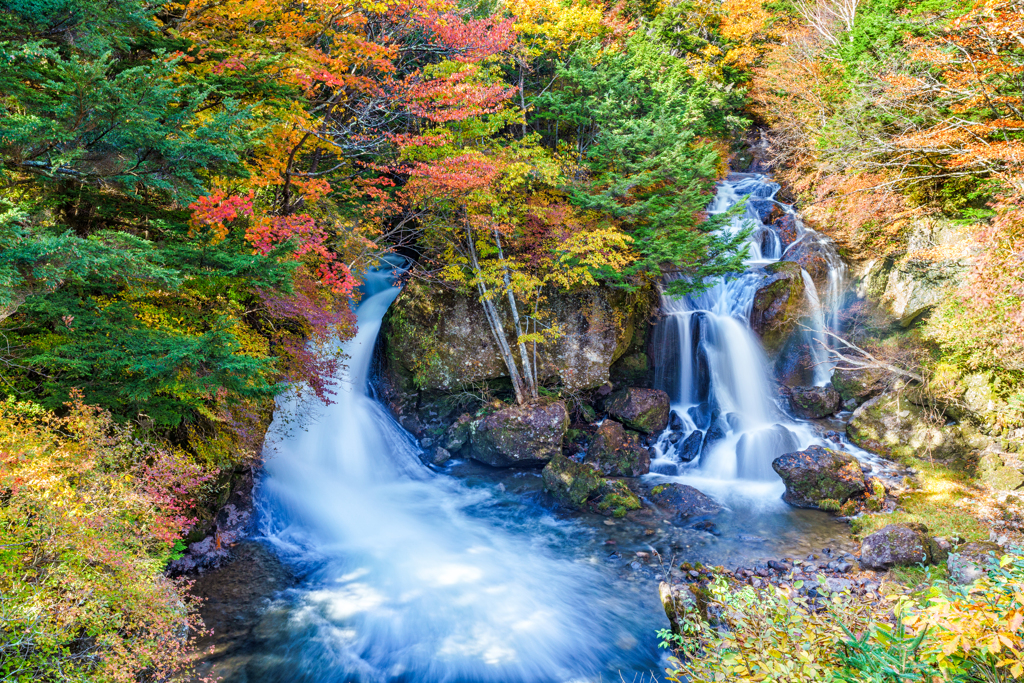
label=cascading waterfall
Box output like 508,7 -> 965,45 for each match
649,173 -> 848,499
250,259 -> 660,682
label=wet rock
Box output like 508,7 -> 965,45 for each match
677,431 -> 703,463
471,401 -> 568,467
596,479 -> 643,517
605,388 -> 670,434
947,542 -> 1004,585
431,446 -> 452,466
977,452 -> 1024,491
541,453 -> 602,509
585,420 -> 650,477
444,413 -> 475,452
787,384 -> 842,419
772,445 -> 866,509
848,393 -> 970,464
782,237 -> 833,292
773,213 -> 798,249
702,419 -> 726,454
649,483 -> 722,521
668,411 -> 684,431
750,261 -> 806,356
859,524 -> 935,570
688,403 -> 714,431
831,367 -> 890,405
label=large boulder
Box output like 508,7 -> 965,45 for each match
947,542 -> 1004,585
847,393 -> 970,463
977,452 -> 1024,491
771,445 -> 865,509
782,236 -> 835,293
859,524 -> 936,570
470,401 -> 568,468
584,420 -> 650,477
787,384 -> 842,419
605,388 -> 670,434
542,453 -> 603,509
750,261 -> 806,356
649,483 -> 721,521
379,279 -> 646,399
831,367 -> 890,405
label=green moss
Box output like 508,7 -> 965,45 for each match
597,479 -> 642,515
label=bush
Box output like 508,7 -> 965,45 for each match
0,396 -> 212,682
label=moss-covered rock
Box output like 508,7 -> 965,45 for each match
947,541 -> 1004,584
596,479 -> 643,518
859,524 -> 936,570
584,420 -> 650,477
831,367 -> 890,404
750,261 -> 806,356
605,388 -> 670,434
786,384 -> 841,419
379,279 -> 649,398
847,393 -> 970,464
470,400 -> 568,468
772,445 -> 865,509
542,453 -> 603,509
977,451 -> 1024,491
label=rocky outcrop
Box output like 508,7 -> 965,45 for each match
771,445 -> 865,509
605,388 -> 670,434
782,236 -> 834,293
541,453 -> 603,508
379,280 -> 648,404
750,261 -> 806,356
786,384 -> 841,419
584,420 -> 650,477
649,483 -> 721,521
847,393 -> 969,464
831,367 -> 890,405
470,401 -> 568,467
947,541 -> 1004,584
859,524 -> 937,570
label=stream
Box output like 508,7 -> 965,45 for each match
193,173 -> 888,682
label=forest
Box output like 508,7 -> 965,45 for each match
1,0 -> 1022,681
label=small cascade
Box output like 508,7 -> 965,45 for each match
650,173 -> 848,498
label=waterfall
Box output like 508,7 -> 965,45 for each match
250,260 -> 659,682
649,173 -> 847,500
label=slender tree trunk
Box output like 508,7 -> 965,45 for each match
494,229 -> 537,399
519,60 -> 528,138
466,225 -> 527,404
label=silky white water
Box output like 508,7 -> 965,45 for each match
252,262 -> 661,683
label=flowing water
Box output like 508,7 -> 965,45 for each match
197,175 -> 888,682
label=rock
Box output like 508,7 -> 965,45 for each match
668,410 -> 684,431
787,384 -> 842,419
541,453 -> 603,509
649,483 -> 721,521
431,446 -> 452,466
597,479 -> 643,517
378,280 -> 650,421
947,542 -> 1004,584
859,524 -> 934,570
659,582 -> 697,636
771,445 -> 866,509
605,388 -> 670,434
471,401 -> 569,467
584,420 -> 650,477
782,237 -> 834,293
750,261 -> 806,356
847,393 -> 970,464
676,431 -> 703,462
831,367 -> 890,405
977,452 -> 1024,491
444,413 -> 475,452
824,578 -> 855,593
773,213 -> 798,249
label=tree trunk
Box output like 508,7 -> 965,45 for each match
494,230 -> 537,399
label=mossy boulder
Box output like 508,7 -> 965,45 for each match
542,453 -> 603,509
771,445 -> 865,509
605,388 -> 670,434
847,393 -> 970,464
831,367 -> 890,405
649,483 -> 721,521
750,261 -> 806,356
787,384 -> 842,419
379,279 -> 648,398
859,524 -> 936,570
977,452 -> 1024,491
470,401 -> 568,468
584,420 -> 650,477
